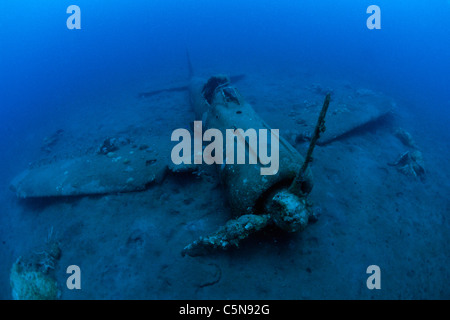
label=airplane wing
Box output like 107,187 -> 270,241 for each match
10,135 -> 173,199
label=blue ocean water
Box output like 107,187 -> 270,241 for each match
0,1 -> 449,299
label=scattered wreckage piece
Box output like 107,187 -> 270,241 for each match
394,127 -> 418,149
389,128 -> 425,181
10,231 -> 62,300
388,150 -> 425,181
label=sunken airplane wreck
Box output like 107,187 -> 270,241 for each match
10,61 -> 397,257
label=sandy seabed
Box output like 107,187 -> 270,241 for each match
0,65 -> 449,299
